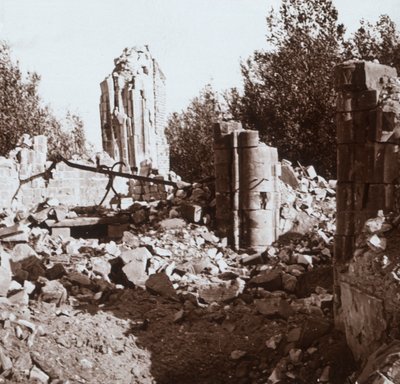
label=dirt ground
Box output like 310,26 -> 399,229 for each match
0,287 -> 354,384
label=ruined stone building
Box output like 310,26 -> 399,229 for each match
99,46 -> 169,175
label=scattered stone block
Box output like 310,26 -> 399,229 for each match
91,257 -> 111,279
180,203 -> 202,223
122,248 -> 149,287
29,365 -> 49,384
11,255 -> 45,282
122,231 -> 140,248
254,298 -> 294,319
8,290 -> 29,305
120,247 -> 151,265
39,279 -> 68,304
145,273 -> 178,300
0,346 -> 13,371
0,266 -> 11,296
281,161 -> 300,189
241,253 -> 264,265
282,273 -> 297,293
198,278 -> 245,303
153,247 -> 172,257
306,165 -> 317,179
45,263 -> 66,280
248,268 -> 282,291
266,334 -> 283,350
159,218 -> 186,230
286,327 -> 302,343
51,227 -> 71,238
11,243 -> 37,262
0,224 -> 24,239
66,272 -> 92,287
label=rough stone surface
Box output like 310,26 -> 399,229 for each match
0,266 -> 11,296
122,252 -> 148,287
248,268 -> 283,291
334,61 -> 400,364
100,46 -> 169,176
145,273 -> 178,300
254,298 -> 294,319
0,135 -> 128,210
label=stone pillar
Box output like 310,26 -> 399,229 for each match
214,122 -> 240,246
214,122 -> 281,251
335,61 -> 398,263
239,131 -> 280,249
334,60 -> 399,361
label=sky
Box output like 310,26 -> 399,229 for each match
0,0 -> 399,149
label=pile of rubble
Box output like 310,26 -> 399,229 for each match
0,161 -> 355,383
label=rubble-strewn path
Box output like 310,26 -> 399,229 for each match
0,164 -> 356,383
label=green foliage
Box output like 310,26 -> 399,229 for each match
165,85 -> 222,182
0,41 -> 88,159
46,112 -> 89,160
344,15 -> 400,72
239,0 -> 345,177
169,4 -> 400,181
237,3 -> 400,177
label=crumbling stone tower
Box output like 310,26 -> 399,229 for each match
99,46 -> 169,175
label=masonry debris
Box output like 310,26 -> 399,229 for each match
0,134 -> 355,383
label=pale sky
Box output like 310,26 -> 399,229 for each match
0,0 -> 399,148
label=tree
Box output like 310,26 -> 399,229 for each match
0,41 -> 88,159
165,85 -> 222,182
239,0 -> 345,177
46,112 -> 89,160
344,15 -> 400,72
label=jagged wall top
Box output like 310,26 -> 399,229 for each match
113,46 -> 151,77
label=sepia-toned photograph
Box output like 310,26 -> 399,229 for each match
0,0 -> 398,382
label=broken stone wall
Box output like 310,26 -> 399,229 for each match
214,122 -> 281,251
334,60 -> 400,362
100,46 -> 169,176
0,135 -> 128,210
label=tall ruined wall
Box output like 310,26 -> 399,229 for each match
0,135 -> 128,210
99,46 -> 169,176
334,60 -> 400,363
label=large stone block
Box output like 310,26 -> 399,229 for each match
334,61 -> 397,92
340,282 -> 387,362
336,90 -> 379,113
337,143 -> 399,183
336,110 -> 378,144
337,183 -> 395,213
